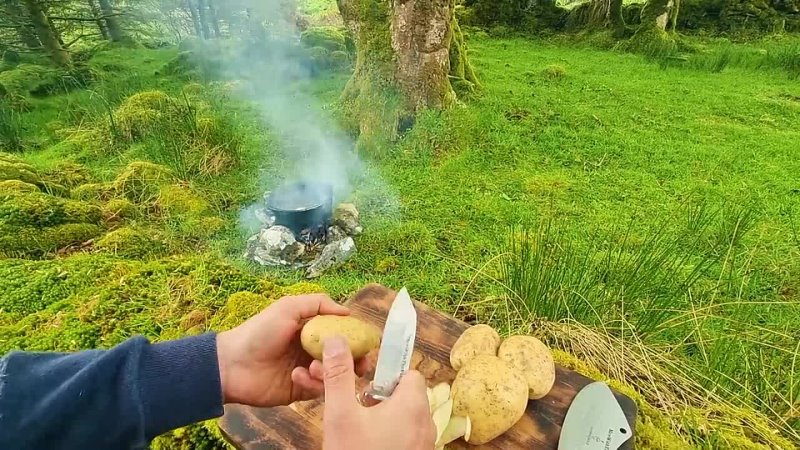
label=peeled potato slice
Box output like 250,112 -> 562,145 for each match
437,415 -> 472,446
432,399 -> 453,443
428,382 -> 451,412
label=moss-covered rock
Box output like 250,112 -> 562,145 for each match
94,226 -> 169,259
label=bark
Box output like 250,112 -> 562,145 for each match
3,0 -> 41,49
196,0 -> 211,39
22,0 -> 70,66
186,0 -> 202,37
337,0 -> 479,146
87,0 -> 109,40
207,0 -> 221,38
97,0 -> 125,42
640,0 -> 677,30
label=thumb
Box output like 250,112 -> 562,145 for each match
383,370 -> 429,413
322,336 -> 357,413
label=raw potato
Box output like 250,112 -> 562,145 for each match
451,355 -> 529,445
300,315 -> 381,360
497,335 -> 556,400
449,324 -> 501,371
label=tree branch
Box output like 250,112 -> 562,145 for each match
49,13 -> 125,22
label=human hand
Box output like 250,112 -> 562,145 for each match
215,294 -> 370,407
321,337 -> 436,450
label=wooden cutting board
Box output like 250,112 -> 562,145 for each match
219,283 -> 637,450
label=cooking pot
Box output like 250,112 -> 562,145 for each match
266,181 -> 333,237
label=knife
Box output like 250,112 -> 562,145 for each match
363,287 -> 417,402
558,382 -> 633,450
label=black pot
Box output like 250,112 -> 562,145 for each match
266,181 -> 333,237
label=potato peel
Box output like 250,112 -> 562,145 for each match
432,398 -> 454,444
437,415 -> 471,446
428,382 -> 451,412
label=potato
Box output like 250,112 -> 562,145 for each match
451,355 -> 529,444
497,335 -> 556,400
300,315 -> 381,360
449,324 -> 501,371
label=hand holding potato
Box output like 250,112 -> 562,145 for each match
215,294 -> 370,407
321,337 -> 436,450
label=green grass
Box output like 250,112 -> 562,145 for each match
1,28 -> 800,450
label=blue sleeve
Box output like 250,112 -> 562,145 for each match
0,333 -> 224,450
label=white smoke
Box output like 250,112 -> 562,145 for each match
190,0 -> 399,236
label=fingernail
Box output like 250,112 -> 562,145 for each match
323,336 -> 347,358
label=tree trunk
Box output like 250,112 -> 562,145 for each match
22,0 -> 70,66
196,0 -> 211,39
186,0 -> 202,37
3,0 -> 41,49
337,0 -> 479,148
207,0 -> 221,38
639,0 -> 676,30
97,0 -> 125,42
87,0 -> 109,40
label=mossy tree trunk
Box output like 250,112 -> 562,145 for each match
337,0 -> 479,148
22,0 -> 70,67
97,0 -> 126,42
639,0 -> 677,31
4,0 -> 41,49
625,0 -> 678,54
588,0 -> 625,34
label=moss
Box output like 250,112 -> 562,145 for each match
300,26 -> 348,51
71,182 -> 115,201
209,292 -> 272,329
542,64 -> 567,80
0,190 -> 102,228
0,179 -> 39,192
280,282 -> 324,296
179,309 -> 210,331
41,162 -> 92,189
113,91 -> 180,141
0,158 -> 42,185
112,161 -> 175,202
0,223 -> 104,259
94,226 -> 169,259
155,184 -> 211,218
620,25 -> 678,59
101,198 -> 139,222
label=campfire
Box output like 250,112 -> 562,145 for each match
244,180 -> 362,278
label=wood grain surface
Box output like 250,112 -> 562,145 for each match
219,283 -> 637,450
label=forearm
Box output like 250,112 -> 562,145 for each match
0,333 -> 224,450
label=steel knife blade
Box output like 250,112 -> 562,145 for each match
367,287 -> 417,401
558,381 -> 633,450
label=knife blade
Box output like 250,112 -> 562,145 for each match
366,287 -> 417,401
558,381 -> 632,450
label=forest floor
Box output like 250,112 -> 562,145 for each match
1,19 -> 800,450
